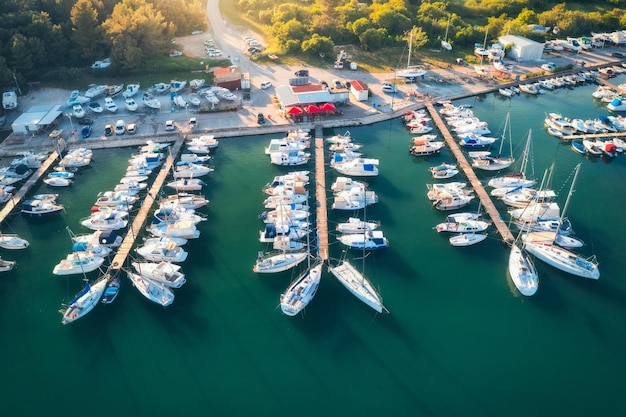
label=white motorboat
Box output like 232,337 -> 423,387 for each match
187,93 -> 201,106
95,191 -> 138,208
265,138 -> 308,155
449,233 -> 488,247
126,270 -> 174,307
87,101 -> 103,113
61,278 -> 108,324
332,187 -> 378,210
125,97 -> 138,111
173,94 -> 187,108
72,104 -> 85,119
259,223 -> 309,243
189,79 -> 205,90
142,92 -> 161,110
263,192 -> 308,209
333,157 -> 379,177
166,178 -> 206,191
0,234 -> 29,249
458,134 -> 498,148
325,131 -> 352,144
487,130 -> 536,189
80,210 -> 128,231
260,206 -> 310,224
143,236 -> 188,248
498,88 -> 514,98
270,151 -> 310,166
409,138 -> 445,155
148,83 -> 169,95
426,182 -> 469,200
21,199 -> 64,216
188,135 -> 219,148
330,177 -> 364,194
253,250 -> 308,273
432,191 -> 474,211
114,181 -> 147,193
147,220 -> 200,240
328,259 -> 387,313
85,84 -> 107,99
136,240 -> 188,263
172,162 -> 214,178
508,243 -> 538,296
122,83 -> 140,98
336,217 -> 380,234
43,176 -> 72,187
436,219 -> 490,233
429,163 -> 458,179
73,230 -> 123,248
159,193 -> 209,210
132,261 -> 186,288
0,257 -> 16,272
337,230 -> 388,250
104,97 -> 117,112
106,84 -> 124,97
53,251 -> 105,275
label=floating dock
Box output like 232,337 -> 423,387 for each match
0,150 -> 60,225
109,135 -> 185,271
314,126 -> 329,261
424,101 -> 515,243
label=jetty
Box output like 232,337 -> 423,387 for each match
109,134 -> 185,271
314,126 -> 329,261
424,101 -> 515,243
0,150 -> 60,225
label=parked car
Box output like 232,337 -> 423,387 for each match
294,69 -> 309,77
189,117 -> 197,129
126,123 -> 137,134
611,52 -> 626,59
115,119 -> 125,135
541,62 -> 558,72
104,124 -> 113,136
260,81 -> 272,90
81,125 -> 92,138
78,117 -> 93,126
165,120 -> 175,131
333,79 -> 343,89
320,80 -> 329,90
257,113 -> 266,124
168,50 -> 183,57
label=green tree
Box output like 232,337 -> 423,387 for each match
102,0 -> 168,72
359,28 -> 387,51
71,0 -> 107,62
301,33 -> 334,57
273,19 -> 308,48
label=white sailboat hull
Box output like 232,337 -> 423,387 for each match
329,260 -> 386,313
524,241 -> 599,280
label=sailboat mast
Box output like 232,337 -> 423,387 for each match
407,26 -> 414,69
559,163 -> 581,224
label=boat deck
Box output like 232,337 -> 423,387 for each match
0,148 -> 62,225
109,134 -> 186,271
424,101 -> 515,243
314,126 -> 329,261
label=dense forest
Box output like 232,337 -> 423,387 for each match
1,0 -> 625,89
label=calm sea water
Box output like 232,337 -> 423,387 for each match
2,75 -> 626,416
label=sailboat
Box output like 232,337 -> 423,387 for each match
328,192 -> 388,313
471,112 -> 515,171
396,26 -> 427,80
488,129 -> 535,189
508,224 -> 539,296
279,230 -> 323,316
61,276 -> 108,324
523,163 -> 600,280
441,15 -> 452,51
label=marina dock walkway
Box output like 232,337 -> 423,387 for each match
424,102 -> 515,243
314,126 -> 329,261
109,135 -> 185,271
0,150 -> 60,225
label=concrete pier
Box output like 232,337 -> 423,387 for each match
314,126 -> 329,261
424,101 -> 515,243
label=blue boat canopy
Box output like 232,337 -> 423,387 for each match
72,241 -> 88,252
364,164 -> 374,171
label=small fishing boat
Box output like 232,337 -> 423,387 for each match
0,234 -> 29,249
21,199 -> 64,216
53,251 -> 105,275
101,276 -> 121,304
0,257 -> 16,272
43,177 -> 72,187
571,140 -> 587,155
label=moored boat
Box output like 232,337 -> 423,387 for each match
61,278 -> 108,324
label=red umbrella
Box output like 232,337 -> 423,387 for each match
319,102 -> 336,111
304,104 -> 321,113
287,106 -> 304,115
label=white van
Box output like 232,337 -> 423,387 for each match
2,91 -> 17,110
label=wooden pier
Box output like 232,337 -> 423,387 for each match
595,76 -> 626,94
109,134 -> 186,271
424,101 -> 515,243
314,126 -> 329,261
0,150 -> 60,225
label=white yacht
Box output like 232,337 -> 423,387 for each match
61,278 -> 108,324
328,260 -> 387,313
53,251 -> 105,275
508,243 -> 538,296
127,270 -> 175,307
280,261 -> 323,316
253,251 -> 308,273
132,261 -> 187,288
333,157 -> 379,177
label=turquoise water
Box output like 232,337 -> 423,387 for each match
2,75 -> 626,416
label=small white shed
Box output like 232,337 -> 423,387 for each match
349,80 -> 369,102
498,35 -> 544,62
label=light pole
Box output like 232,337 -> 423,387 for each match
66,113 -> 74,137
